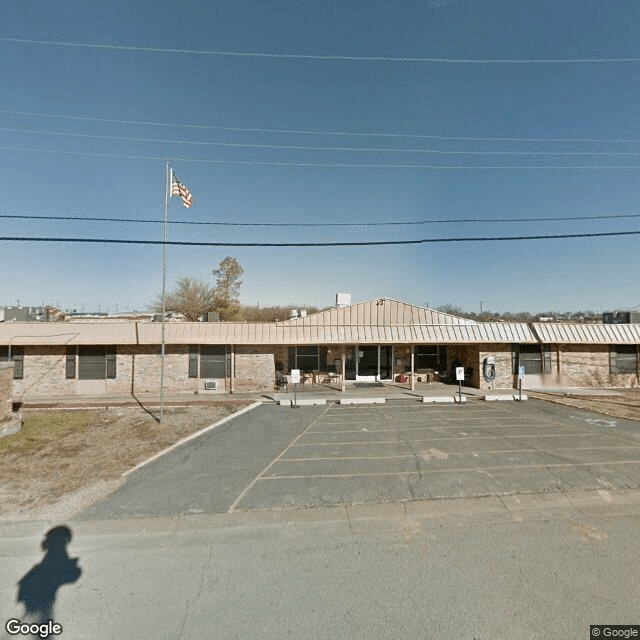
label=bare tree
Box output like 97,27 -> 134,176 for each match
151,277 -> 217,321
212,257 -> 244,321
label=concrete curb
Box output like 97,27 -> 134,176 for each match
483,394 -> 528,402
279,398 -> 327,406
121,400 -> 263,478
339,398 -> 386,405
421,396 -> 467,404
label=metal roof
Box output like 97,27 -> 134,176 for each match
1,321 -> 534,345
136,322 -> 531,345
0,323 -> 136,345
281,298 -> 477,326
532,323 -> 640,344
0,319 -> 637,346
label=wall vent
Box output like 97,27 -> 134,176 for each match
204,380 -> 217,391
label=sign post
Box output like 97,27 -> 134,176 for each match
517,365 -> 525,402
456,366 -> 464,404
290,369 -> 301,408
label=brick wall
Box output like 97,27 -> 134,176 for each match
556,345 -> 638,388
392,345 -> 411,378
7,341 -> 638,399
476,345 -> 514,389
127,346 -> 210,396
0,361 -> 13,422
233,346 -> 275,392
12,345 -> 226,399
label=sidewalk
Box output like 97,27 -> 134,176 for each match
16,380 -> 499,409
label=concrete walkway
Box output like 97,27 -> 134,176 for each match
17,381 -> 500,409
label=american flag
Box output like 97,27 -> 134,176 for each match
171,171 -> 193,208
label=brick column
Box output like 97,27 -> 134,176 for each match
230,345 -> 235,394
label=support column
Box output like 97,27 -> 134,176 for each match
341,345 -> 346,394
410,345 -> 415,391
230,345 -> 235,394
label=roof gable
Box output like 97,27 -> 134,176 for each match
279,298 -> 477,326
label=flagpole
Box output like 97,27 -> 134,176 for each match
160,162 -> 170,423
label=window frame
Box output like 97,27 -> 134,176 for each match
75,345 -> 117,380
188,345 -> 229,379
513,344 -> 552,375
609,345 -> 638,375
0,345 -> 24,380
287,346 -> 328,373
414,345 -> 447,371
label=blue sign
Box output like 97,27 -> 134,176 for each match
518,366 -> 526,380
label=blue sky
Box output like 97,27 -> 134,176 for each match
1,0 -> 639,314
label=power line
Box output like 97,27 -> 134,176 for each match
1,37 -> 639,64
2,109 -> 640,143
3,145 -> 640,169
3,212 -> 640,227
3,126 -> 640,156
1,230 -> 640,247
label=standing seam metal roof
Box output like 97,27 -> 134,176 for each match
532,323 -> 640,344
1,321 -> 638,345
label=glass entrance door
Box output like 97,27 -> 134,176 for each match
354,346 -> 393,381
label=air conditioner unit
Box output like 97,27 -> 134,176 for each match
204,380 -> 217,391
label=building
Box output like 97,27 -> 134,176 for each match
0,306 -> 51,323
0,297 -> 638,401
603,310 -> 640,324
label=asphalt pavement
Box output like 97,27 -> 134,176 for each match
2,398 -> 640,639
75,398 -> 640,520
2,491 -> 640,640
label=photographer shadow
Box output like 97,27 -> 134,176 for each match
16,526 -> 81,632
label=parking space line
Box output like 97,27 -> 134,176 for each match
305,424 -> 576,434
291,433 -> 619,446
319,416 -> 515,425
281,445 -> 640,462
227,405 -> 332,512
258,459 -> 640,480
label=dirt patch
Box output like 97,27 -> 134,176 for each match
419,448 -> 448,462
528,390 -> 640,423
0,402 -> 252,518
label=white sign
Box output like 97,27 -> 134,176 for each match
518,366 -> 526,380
456,367 -> 465,381
290,369 -> 301,384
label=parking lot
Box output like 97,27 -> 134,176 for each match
78,398 -> 640,520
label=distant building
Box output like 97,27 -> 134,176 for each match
603,311 -> 640,324
0,306 -> 50,323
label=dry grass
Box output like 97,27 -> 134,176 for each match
528,389 -> 640,422
0,402 -> 251,514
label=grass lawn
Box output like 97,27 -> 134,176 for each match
0,402 -> 252,516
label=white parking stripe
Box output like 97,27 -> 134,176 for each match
259,459 -> 640,480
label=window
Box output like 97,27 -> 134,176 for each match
189,345 -> 229,378
414,345 -> 447,370
287,347 -> 328,373
66,346 -> 76,379
76,346 -> 116,380
0,346 -> 24,379
513,344 -> 552,375
610,345 -> 638,374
